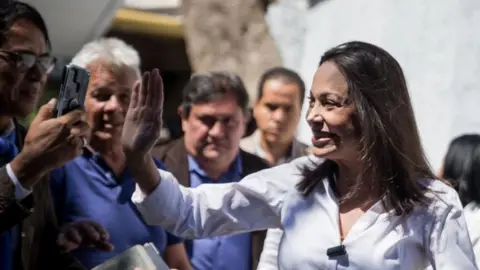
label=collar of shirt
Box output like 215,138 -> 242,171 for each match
0,120 -> 15,137
187,153 -> 243,184
81,147 -> 168,187
253,130 -> 291,165
80,147 -> 129,187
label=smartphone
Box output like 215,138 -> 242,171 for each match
55,64 -> 90,117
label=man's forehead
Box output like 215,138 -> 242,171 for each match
4,20 -> 48,54
264,79 -> 286,90
89,81 -> 131,93
190,101 -> 242,117
88,63 -> 137,86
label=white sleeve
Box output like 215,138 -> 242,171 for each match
463,204 -> 480,267
427,204 -> 478,269
132,163 -> 301,239
6,163 -> 32,200
257,228 -> 283,270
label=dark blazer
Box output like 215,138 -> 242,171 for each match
0,120 -> 83,270
152,138 -> 270,270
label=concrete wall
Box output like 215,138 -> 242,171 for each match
265,0 -> 309,70
269,0 -> 480,171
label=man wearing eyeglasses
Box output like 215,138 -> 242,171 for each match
0,2 -> 113,270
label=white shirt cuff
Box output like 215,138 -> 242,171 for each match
6,163 -> 33,200
132,169 -> 183,226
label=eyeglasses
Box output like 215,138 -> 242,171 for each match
0,50 -> 56,74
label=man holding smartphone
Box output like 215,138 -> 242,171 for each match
0,2 -> 112,270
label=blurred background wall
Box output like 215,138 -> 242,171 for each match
282,0 -> 480,171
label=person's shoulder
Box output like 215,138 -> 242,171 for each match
239,155 -> 325,200
464,202 -> 480,223
421,179 -> 463,214
239,134 -> 255,154
240,149 -> 269,172
257,155 -> 324,179
290,154 -> 323,165
49,155 -> 86,183
152,138 -> 183,160
287,155 -> 324,171
291,138 -> 313,157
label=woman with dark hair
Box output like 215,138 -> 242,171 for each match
440,134 -> 480,265
122,42 -> 477,269
441,134 -> 480,205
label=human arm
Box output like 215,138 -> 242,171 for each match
426,201 -> 478,269
0,165 -> 33,232
0,99 -> 89,231
163,233 -> 191,270
123,70 -> 294,239
132,164 -> 296,238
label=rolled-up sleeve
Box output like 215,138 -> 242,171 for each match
132,164 -> 299,239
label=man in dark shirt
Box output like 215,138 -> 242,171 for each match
153,72 -> 270,270
0,2 -> 112,269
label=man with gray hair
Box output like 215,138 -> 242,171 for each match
49,37 -> 191,270
152,72 -> 270,270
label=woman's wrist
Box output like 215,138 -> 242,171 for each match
126,153 -> 161,195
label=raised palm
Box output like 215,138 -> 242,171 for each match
122,69 -> 164,159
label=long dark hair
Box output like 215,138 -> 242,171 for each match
442,134 -> 480,206
297,41 -> 436,215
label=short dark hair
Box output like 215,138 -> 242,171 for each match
297,41 -> 435,215
443,134 -> 480,206
0,1 -> 51,50
257,67 -> 305,105
181,71 -> 250,116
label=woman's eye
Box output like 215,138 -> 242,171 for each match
320,98 -> 338,107
325,100 -> 336,105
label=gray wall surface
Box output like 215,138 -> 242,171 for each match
266,0 -> 309,70
269,0 -> 480,171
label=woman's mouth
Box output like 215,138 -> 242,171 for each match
311,131 -> 336,145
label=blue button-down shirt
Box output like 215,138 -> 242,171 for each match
50,149 -> 182,269
0,128 -> 18,270
187,155 -> 252,270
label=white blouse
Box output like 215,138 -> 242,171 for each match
132,156 -> 477,270
464,202 -> 480,267
257,228 -> 283,269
